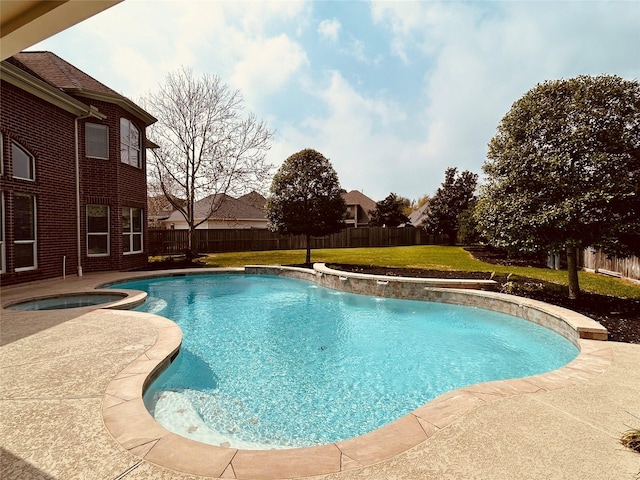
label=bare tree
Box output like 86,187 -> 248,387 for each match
145,67 -> 273,256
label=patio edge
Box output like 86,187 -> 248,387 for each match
99,265 -> 611,479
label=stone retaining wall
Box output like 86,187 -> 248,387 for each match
245,263 -> 608,346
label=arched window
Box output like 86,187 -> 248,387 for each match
120,118 -> 140,168
12,141 -> 35,180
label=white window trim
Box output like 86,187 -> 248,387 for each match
85,123 -> 109,160
14,194 -> 37,272
11,141 -> 35,181
87,205 -> 110,257
120,118 -> 141,168
122,207 -> 143,255
14,240 -> 37,271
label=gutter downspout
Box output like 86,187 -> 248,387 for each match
75,108 -> 105,277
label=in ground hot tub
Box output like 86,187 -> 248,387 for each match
6,292 -> 128,311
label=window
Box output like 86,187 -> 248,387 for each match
12,141 -> 35,180
87,205 -> 109,256
86,123 -> 109,159
120,118 -> 140,167
0,192 -> 5,274
345,206 -> 354,219
122,207 -> 143,254
14,193 -> 37,271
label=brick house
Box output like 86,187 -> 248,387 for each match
0,51 -> 156,286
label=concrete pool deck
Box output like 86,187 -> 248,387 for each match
1,269 -> 639,479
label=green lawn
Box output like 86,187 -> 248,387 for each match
196,245 -> 640,299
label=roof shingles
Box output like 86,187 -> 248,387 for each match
165,193 -> 267,223
13,51 -> 120,95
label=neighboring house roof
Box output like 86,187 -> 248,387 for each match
164,192 -> 267,223
238,191 -> 267,210
341,190 -> 377,227
148,194 -> 186,221
8,51 -> 156,126
408,202 -> 429,226
342,190 -> 377,213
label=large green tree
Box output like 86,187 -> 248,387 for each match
266,149 -> 346,264
369,193 -> 410,227
421,167 -> 478,244
476,75 -> 640,299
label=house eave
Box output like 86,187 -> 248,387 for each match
0,61 -> 106,119
65,88 -> 157,126
1,1 -> 122,60
146,138 -> 160,149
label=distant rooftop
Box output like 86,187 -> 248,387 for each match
342,190 -> 377,212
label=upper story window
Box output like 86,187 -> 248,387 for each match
120,118 -> 140,168
86,123 -> 109,159
12,141 -> 35,180
345,206 -> 354,219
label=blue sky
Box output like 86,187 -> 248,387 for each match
31,0 -> 640,202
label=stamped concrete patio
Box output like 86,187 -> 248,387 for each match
1,270 -> 639,479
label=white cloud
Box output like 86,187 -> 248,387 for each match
343,39 -> 367,64
229,34 -> 308,105
369,0 -> 640,195
31,0 -> 639,201
370,0 -> 459,62
32,1 -> 310,100
318,18 -> 341,42
267,71 -> 419,200
268,0 -> 640,200
228,0 -> 309,34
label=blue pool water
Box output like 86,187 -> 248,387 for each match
7,293 -> 125,310
111,274 -> 578,449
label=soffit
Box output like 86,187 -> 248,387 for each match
1,0 -> 121,60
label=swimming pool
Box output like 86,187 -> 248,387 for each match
112,274 -> 578,450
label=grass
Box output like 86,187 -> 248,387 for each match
192,245 -> 640,299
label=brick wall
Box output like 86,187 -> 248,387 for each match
75,98 -> 149,273
1,82 -> 149,286
1,81 -> 77,285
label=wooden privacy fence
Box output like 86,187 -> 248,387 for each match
580,248 -> 640,281
148,227 -> 446,256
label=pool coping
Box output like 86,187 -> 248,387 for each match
1,290 -> 145,311
96,265 -> 612,479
